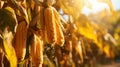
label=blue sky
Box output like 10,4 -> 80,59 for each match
111,0 -> 120,10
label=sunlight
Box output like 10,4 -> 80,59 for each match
89,0 -> 109,12
82,0 -> 109,15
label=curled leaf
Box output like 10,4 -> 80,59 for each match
0,7 -> 17,33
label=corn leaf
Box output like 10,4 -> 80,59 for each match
7,0 -> 29,25
58,0 -> 83,19
74,41 -> 83,63
3,39 -> 17,67
98,0 -> 117,19
0,7 -> 17,33
75,14 -> 105,50
76,15 -> 98,44
104,45 -> 110,57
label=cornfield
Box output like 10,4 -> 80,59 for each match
0,0 -> 120,67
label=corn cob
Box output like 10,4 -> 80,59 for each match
55,20 -> 64,46
30,34 -> 43,67
44,6 -> 56,45
13,21 -> 27,62
52,7 -> 64,46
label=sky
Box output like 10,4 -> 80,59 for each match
82,0 -> 120,15
111,0 -> 120,10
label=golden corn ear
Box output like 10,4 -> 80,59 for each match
55,20 -> 64,46
13,21 -> 27,62
30,34 -> 43,67
44,6 -> 56,45
52,7 -> 64,46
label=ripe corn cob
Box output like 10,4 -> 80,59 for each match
52,7 -> 64,46
55,20 -> 64,46
13,21 -> 27,62
30,34 -> 43,67
44,6 -> 56,45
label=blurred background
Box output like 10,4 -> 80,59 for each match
58,0 -> 120,67
81,0 -> 120,67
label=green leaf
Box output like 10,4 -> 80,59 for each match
0,7 -> 17,33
